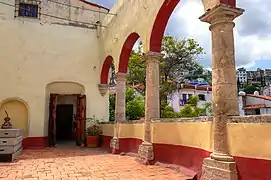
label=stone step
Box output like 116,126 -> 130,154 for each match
0,136 -> 23,146
0,142 -> 22,154
0,147 -> 22,162
0,129 -> 24,138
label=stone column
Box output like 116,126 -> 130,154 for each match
110,72 -> 126,154
200,4 -> 244,180
138,51 -> 163,164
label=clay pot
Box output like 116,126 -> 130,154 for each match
86,136 -> 100,148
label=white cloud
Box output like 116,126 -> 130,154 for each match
166,0 -> 271,69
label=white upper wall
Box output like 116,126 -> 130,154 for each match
0,0 -> 109,136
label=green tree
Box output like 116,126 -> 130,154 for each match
243,85 -> 260,94
109,88 -> 145,121
109,94 -> 116,121
127,51 -> 146,94
127,36 -> 205,118
180,96 -> 205,117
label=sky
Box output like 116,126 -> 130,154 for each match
91,0 -> 271,70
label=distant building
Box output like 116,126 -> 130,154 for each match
237,67 -> 247,83
239,91 -> 271,115
168,83 -> 212,113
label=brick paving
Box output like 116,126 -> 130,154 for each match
0,146 -> 187,180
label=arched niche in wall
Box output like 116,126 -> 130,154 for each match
0,98 -> 29,136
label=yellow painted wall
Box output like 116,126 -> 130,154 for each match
0,2 -> 109,137
118,123 -> 144,139
105,121 -> 271,160
152,122 -> 213,151
228,123 -> 271,160
101,124 -> 114,137
0,100 -> 28,136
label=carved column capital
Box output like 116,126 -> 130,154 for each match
144,51 -> 164,64
200,4 -> 244,28
116,72 -> 127,82
98,84 -> 109,96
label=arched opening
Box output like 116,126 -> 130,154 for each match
118,32 -> 140,73
100,56 -> 114,85
150,0 -> 236,52
0,98 -> 29,136
45,81 -> 86,147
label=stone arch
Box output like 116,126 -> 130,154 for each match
0,98 -> 29,136
118,32 -> 140,73
44,81 -> 86,135
46,81 -> 85,95
100,56 -> 114,84
149,0 -> 237,52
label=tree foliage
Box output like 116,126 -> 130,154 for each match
243,85 -> 260,94
180,96 -> 205,118
109,88 -> 145,121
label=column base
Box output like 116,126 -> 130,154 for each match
201,157 -> 238,180
110,137 -> 120,154
136,142 -> 154,165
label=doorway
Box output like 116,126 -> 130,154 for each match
48,94 -> 86,147
56,104 -> 73,142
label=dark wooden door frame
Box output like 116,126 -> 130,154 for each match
48,93 -> 86,147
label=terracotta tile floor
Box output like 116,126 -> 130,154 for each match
0,146 -> 187,180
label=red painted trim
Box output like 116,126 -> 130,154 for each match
101,56 -> 114,84
118,33 -> 140,73
23,137 -> 48,149
78,0 -> 110,11
150,0 -> 180,52
153,143 -> 210,178
234,156 -> 271,180
119,138 -> 143,153
100,135 -> 111,152
150,0 -> 236,52
220,0 -> 236,7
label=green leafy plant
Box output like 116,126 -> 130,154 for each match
161,105 -> 180,118
180,95 -> 205,117
86,124 -> 102,136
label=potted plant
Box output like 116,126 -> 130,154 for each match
86,123 -> 102,148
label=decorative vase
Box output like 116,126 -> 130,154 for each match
86,136 -> 99,148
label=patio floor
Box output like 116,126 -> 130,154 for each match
0,145 -> 188,180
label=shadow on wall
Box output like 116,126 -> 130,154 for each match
0,98 -> 29,136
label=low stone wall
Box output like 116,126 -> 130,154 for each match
100,115 -> 271,180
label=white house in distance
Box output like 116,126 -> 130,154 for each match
239,91 -> 271,115
236,67 -> 248,83
168,83 -> 212,113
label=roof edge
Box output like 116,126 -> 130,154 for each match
78,0 -> 110,11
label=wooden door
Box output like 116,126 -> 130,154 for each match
76,95 -> 86,146
48,94 -> 58,147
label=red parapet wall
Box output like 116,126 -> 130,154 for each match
119,138 -> 143,154
23,137 -> 48,149
100,136 -> 271,180
153,143 -> 210,178
234,156 -> 271,180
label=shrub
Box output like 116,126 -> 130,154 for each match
126,96 -> 145,120
161,105 -> 180,118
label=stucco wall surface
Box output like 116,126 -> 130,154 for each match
102,116 -> 271,160
0,2 -> 109,137
100,0 -> 215,72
